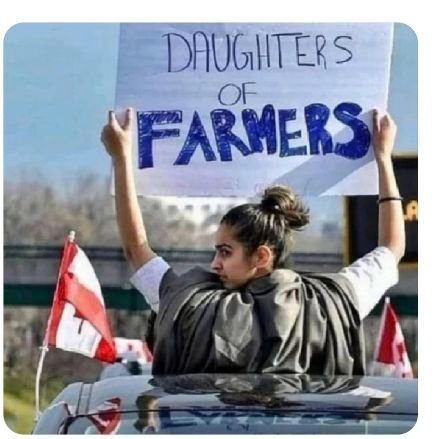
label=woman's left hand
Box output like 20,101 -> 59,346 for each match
372,109 -> 397,163
101,108 -> 134,160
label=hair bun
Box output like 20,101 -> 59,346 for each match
260,197 -> 281,213
261,185 -> 310,230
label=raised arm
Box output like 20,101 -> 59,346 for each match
101,108 -> 156,269
373,110 -> 406,262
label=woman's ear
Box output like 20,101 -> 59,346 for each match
254,245 -> 273,269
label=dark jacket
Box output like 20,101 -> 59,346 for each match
150,267 -> 365,375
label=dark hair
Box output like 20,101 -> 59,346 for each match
220,185 -> 310,268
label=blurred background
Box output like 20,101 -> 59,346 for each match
3,23 -> 417,433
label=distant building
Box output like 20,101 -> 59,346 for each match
148,196 -> 248,226
322,221 -> 340,239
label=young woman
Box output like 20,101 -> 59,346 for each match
101,109 -> 405,375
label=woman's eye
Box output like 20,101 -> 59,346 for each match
219,250 -> 229,257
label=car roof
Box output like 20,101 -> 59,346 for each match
63,373 -> 417,417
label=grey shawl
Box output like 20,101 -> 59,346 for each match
151,267 -> 365,375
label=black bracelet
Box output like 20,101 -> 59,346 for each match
377,196 -> 404,204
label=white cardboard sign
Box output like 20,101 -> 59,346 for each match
115,23 -> 393,197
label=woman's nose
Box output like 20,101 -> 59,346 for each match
210,255 -> 220,271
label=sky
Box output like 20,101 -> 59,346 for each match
4,24 -> 120,183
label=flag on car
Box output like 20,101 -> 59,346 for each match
369,297 -> 413,378
88,398 -> 122,434
44,233 -> 117,363
114,337 -> 153,364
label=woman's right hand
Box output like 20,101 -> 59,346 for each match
372,109 -> 397,163
101,108 -> 134,160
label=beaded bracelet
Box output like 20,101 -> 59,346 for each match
377,196 -> 404,204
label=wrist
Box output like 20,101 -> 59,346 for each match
112,153 -> 133,166
376,156 -> 393,168
377,196 -> 403,204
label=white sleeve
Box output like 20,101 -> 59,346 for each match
338,246 -> 399,320
129,256 -> 170,313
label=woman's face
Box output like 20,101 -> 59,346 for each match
210,223 -> 258,289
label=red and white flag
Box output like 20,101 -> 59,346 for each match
369,297 -> 413,378
114,337 -> 153,364
88,398 -> 122,434
44,235 -> 117,363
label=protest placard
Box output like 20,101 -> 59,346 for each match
115,23 -> 393,197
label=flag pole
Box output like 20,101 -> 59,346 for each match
34,230 -> 76,422
369,296 -> 390,376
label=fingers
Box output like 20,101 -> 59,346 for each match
100,126 -> 108,144
373,109 -> 380,133
123,107 -> 134,131
107,108 -> 133,131
373,109 -> 395,132
381,113 -> 397,134
108,110 -> 117,126
381,113 -> 391,127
